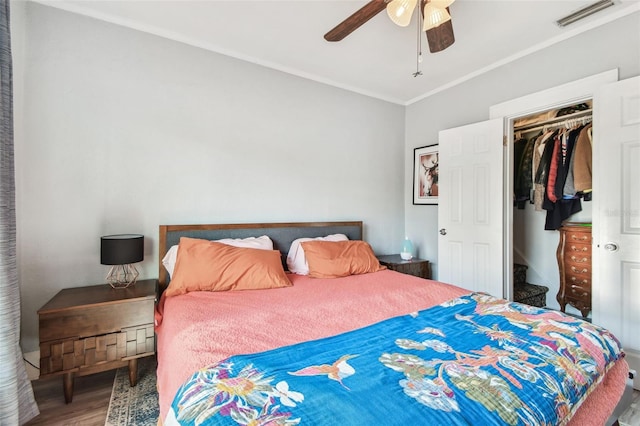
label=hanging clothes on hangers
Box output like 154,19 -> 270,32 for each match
555,126 -> 583,197
573,123 -> 593,193
535,130 -> 558,202
514,134 -> 537,209
532,130 -> 556,211
542,125 -> 586,230
546,133 -> 561,204
564,122 -> 592,198
513,104 -> 593,230
514,136 -> 528,208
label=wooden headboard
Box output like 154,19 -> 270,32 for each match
158,221 -> 363,290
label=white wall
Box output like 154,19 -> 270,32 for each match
15,3 -> 406,352
15,3 -> 640,352
405,11 -> 640,290
512,200 -> 593,315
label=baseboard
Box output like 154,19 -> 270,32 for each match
625,349 -> 639,390
23,350 -> 39,381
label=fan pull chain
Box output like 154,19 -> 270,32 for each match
413,2 -> 423,77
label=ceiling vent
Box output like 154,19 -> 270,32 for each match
556,0 -> 615,27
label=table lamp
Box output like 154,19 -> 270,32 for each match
100,234 -> 144,288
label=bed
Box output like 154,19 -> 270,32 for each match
155,221 -> 631,426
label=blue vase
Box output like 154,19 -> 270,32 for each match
401,237 -> 414,260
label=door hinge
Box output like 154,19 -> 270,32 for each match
503,135 -> 507,146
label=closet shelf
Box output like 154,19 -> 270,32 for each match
514,109 -> 592,133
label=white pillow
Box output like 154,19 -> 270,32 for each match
162,235 -> 274,278
286,234 -> 349,275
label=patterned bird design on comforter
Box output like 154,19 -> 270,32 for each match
168,293 -> 624,426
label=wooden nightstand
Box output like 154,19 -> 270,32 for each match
37,279 -> 157,403
377,254 -> 431,279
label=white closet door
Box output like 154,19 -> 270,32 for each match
438,118 -> 504,297
593,76 -> 640,388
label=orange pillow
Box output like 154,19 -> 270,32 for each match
165,237 -> 291,296
301,240 -> 386,279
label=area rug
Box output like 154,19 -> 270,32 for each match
105,357 -> 159,426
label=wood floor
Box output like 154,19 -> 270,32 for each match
26,370 -> 115,426
24,371 -> 640,426
621,390 -> 640,426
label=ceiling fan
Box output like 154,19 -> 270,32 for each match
324,0 -> 455,54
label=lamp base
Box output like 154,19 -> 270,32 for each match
400,252 -> 413,261
106,264 -> 139,289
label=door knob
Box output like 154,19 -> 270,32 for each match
603,242 -> 619,252
439,229 -> 447,235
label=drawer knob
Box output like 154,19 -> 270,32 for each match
570,288 -> 588,297
570,245 -> 589,252
570,277 -> 589,285
570,256 -> 588,262
571,266 -> 588,273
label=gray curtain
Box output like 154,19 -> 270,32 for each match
0,0 -> 39,424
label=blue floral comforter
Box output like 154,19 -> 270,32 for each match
167,293 -> 624,425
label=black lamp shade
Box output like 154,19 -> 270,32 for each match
100,234 -> 144,265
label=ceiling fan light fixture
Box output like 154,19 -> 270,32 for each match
386,0 -> 418,27
423,4 -> 451,31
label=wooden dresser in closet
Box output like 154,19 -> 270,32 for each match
556,222 -> 592,318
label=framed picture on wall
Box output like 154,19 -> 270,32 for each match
413,144 -> 439,205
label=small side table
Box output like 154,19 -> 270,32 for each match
377,254 -> 431,279
38,279 -> 157,403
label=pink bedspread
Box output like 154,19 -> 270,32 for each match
155,270 -> 468,419
155,270 -> 628,424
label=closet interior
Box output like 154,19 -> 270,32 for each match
511,101 -> 594,319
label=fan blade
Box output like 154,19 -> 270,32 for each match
324,0 -> 388,42
425,7 -> 455,52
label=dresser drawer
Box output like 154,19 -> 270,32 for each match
386,262 -> 430,279
564,252 -> 591,264
376,255 -> 431,280
568,283 -> 591,299
565,263 -> 590,276
567,275 -> 590,289
39,298 -> 154,342
565,297 -> 591,314
39,323 -> 154,376
566,232 -> 591,244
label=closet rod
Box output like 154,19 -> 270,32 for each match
516,115 -> 592,135
514,109 -> 592,132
